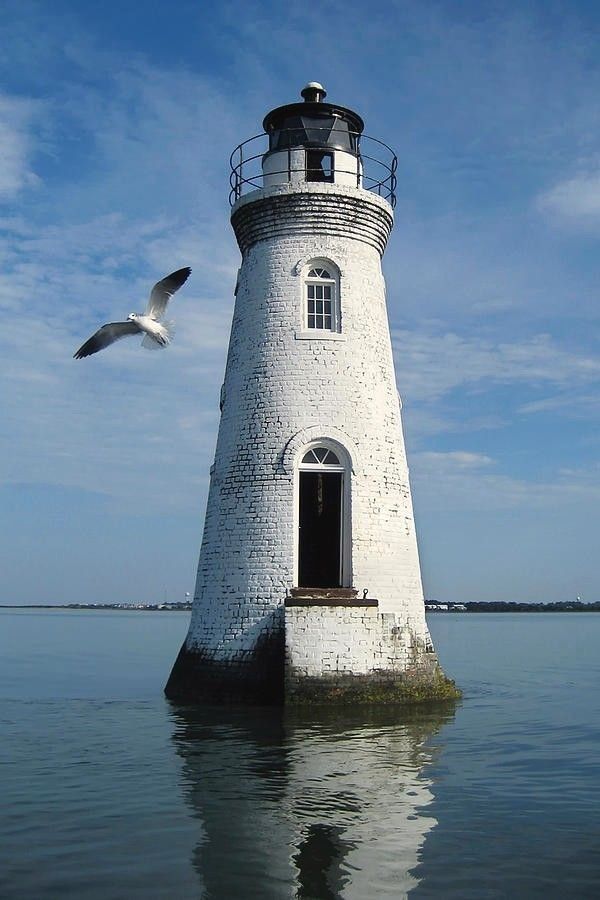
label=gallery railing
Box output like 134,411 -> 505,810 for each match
229,129 -> 397,208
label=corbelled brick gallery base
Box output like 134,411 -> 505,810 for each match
165,84 -> 459,705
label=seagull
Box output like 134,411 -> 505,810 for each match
73,267 -> 191,359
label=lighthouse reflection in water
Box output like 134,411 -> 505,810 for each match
170,703 -> 456,897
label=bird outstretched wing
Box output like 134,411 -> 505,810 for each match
145,267 -> 191,319
73,321 -> 142,359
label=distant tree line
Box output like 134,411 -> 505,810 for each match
461,601 -> 599,612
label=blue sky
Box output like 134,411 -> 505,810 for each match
1,0 -> 598,605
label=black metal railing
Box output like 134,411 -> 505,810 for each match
229,129 -> 397,207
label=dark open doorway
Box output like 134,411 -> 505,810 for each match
306,149 -> 334,183
298,471 -> 342,587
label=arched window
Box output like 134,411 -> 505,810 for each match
305,263 -> 339,332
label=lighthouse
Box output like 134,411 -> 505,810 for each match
166,83 -> 458,704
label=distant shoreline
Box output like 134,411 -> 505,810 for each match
426,601 -> 599,613
0,603 -> 192,611
1,601 -> 597,612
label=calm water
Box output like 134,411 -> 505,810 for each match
1,609 -> 599,899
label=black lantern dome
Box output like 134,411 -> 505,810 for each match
263,82 -> 364,154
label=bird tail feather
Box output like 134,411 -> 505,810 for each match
141,321 -> 174,350
141,334 -> 161,350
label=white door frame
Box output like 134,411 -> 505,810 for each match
294,440 -> 352,588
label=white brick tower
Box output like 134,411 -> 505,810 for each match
166,84 -> 458,704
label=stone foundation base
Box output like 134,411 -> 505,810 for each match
165,645 -> 460,706
283,595 -> 460,704
285,666 -> 461,705
165,596 -> 461,705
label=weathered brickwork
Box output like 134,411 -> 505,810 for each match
284,603 -> 454,704
286,605 -> 419,676
165,175 -> 453,703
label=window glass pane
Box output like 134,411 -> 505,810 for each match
305,265 -> 336,332
301,116 -> 335,145
300,447 -> 341,466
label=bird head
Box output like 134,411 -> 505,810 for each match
127,313 -> 138,320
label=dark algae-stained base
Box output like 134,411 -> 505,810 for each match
166,638 -> 461,705
285,665 -> 462,705
164,635 -> 285,705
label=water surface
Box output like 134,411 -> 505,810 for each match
1,609 -> 599,898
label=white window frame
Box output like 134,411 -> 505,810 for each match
301,260 -> 341,335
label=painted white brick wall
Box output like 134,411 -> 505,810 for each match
285,606 -> 416,678
185,182 -> 433,662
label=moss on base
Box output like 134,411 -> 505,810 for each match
285,665 -> 461,706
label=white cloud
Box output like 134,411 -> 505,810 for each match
412,451 -> 600,511
517,392 -> 600,417
393,329 -> 600,405
537,170 -> 600,223
0,93 -> 41,199
416,451 -> 494,470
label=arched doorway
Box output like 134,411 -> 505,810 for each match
297,445 -> 347,588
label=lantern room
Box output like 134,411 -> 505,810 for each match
229,83 -> 397,206
262,82 -> 364,188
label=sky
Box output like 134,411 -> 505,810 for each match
1,0 -> 599,605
